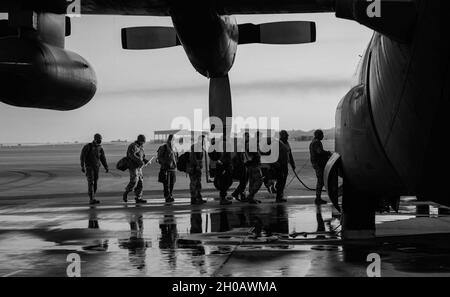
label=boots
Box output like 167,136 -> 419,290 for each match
220,196 -> 232,205
232,193 -> 248,202
165,195 -> 175,203
123,191 -> 129,203
315,198 -> 327,205
247,195 -> 261,204
89,193 -> 100,205
191,197 -> 207,205
135,198 -> 147,204
276,197 -> 287,203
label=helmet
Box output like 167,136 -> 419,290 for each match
94,133 -> 102,144
279,130 -> 288,139
314,129 -> 324,140
137,134 -> 146,143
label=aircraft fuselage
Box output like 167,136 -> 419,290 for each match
335,0 -> 450,206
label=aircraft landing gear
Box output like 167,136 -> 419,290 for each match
341,182 -> 376,240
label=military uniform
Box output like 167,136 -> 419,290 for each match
80,141 -> 108,201
187,141 -> 204,203
275,139 -> 296,201
309,138 -> 331,201
157,142 -> 178,201
244,146 -> 263,203
125,141 -> 148,199
231,152 -> 248,200
209,151 -> 233,204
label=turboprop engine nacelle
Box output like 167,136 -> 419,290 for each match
0,37 -> 97,110
0,12 -> 96,110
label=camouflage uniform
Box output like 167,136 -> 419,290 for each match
157,142 -> 178,199
245,148 -> 262,202
247,166 -> 262,200
80,141 -> 108,200
125,141 -> 148,199
231,152 -> 248,199
309,138 -> 331,201
187,142 -> 204,202
209,151 -> 233,200
275,139 -> 296,201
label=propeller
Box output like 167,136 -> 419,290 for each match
209,75 -> 232,151
238,21 -> 316,45
121,26 -> 180,50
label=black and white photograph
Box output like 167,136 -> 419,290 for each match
0,0 -> 449,283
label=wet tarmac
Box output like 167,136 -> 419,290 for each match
1,195 -> 450,277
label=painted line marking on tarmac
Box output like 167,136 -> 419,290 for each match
2,270 -> 23,277
287,195 -> 316,198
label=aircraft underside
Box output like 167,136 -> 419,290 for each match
0,0 -> 334,16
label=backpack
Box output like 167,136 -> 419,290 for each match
176,152 -> 190,172
82,143 -> 94,166
116,157 -> 129,171
156,144 -> 166,164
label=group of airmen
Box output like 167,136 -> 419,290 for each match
80,130 -> 332,206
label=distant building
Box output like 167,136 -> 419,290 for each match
233,128 -> 276,138
153,129 -> 208,144
294,136 -> 314,142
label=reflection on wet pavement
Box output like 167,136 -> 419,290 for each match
1,198 -> 450,277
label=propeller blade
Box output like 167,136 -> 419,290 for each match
209,75 -> 232,128
239,21 -> 316,45
121,26 -> 180,50
209,75 -> 232,144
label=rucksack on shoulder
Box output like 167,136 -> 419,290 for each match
176,152 -> 190,172
157,144 -> 166,164
116,157 -> 129,171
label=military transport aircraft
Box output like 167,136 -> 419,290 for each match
0,0 -> 448,239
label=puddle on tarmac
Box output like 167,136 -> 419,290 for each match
1,202 -> 450,276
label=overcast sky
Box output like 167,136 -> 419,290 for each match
0,13 -> 372,143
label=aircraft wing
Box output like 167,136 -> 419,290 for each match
219,0 -> 334,15
0,0 -> 334,16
